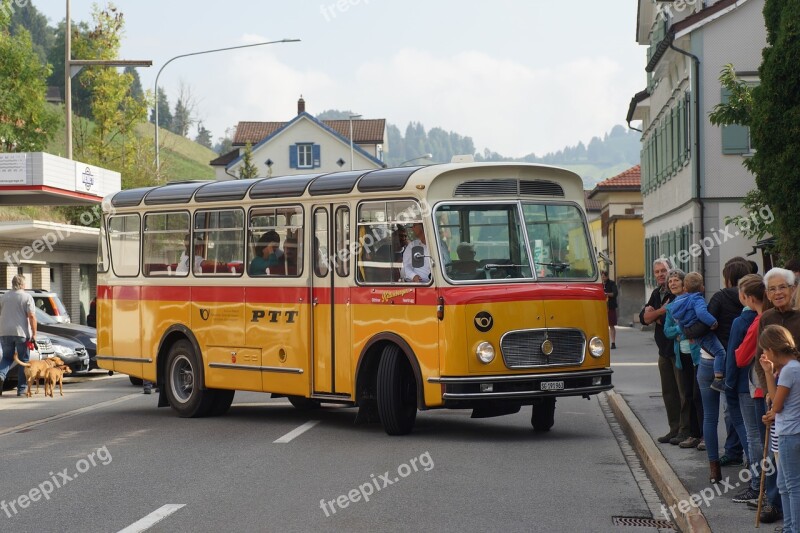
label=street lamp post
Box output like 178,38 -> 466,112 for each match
348,114 -> 362,170
399,153 -> 433,166
154,38 -> 300,170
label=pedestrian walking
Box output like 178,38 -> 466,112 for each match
0,275 -> 38,396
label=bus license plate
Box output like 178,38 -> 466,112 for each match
540,381 -> 564,391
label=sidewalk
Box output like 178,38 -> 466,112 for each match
609,326 -> 775,533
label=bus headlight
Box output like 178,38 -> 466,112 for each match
476,342 -> 495,364
589,337 -> 604,358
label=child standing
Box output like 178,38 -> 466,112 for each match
760,324 -> 800,533
667,272 -> 728,392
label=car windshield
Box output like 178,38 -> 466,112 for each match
435,202 -> 596,281
34,307 -> 58,324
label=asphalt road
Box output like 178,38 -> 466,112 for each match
1,354 -> 668,533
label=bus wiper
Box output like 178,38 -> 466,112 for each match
534,261 -> 570,271
483,263 -> 529,270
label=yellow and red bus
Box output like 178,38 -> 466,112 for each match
97,162 -> 612,434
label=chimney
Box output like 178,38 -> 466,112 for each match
297,96 -> 305,115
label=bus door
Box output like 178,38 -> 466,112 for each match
311,205 -> 352,396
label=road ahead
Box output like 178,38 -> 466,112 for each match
1,350 -> 666,533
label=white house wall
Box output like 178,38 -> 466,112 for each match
700,0 -> 765,199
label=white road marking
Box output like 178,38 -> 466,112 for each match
273,420 -> 320,443
611,362 -> 658,366
0,394 -> 140,436
117,504 -> 186,533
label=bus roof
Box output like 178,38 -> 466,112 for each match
106,163 -> 585,209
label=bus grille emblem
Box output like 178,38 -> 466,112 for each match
541,338 -> 554,356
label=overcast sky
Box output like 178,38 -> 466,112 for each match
35,0 -> 646,157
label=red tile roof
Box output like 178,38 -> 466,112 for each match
588,165 -> 641,198
596,165 -> 641,189
233,118 -> 386,146
584,190 -> 602,212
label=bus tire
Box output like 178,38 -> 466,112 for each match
165,339 -> 213,418
377,344 -> 417,435
208,390 -> 235,417
129,376 -> 143,386
531,397 -> 556,431
287,395 -> 321,410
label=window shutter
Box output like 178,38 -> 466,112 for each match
312,144 -> 321,168
289,145 -> 298,168
720,88 -> 750,154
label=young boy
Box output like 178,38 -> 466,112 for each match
667,272 -> 728,392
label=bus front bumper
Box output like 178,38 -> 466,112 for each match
429,368 -> 613,401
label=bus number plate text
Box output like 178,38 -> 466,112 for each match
540,381 -> 564,391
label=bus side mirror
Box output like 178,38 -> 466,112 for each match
411,246 -> 425,268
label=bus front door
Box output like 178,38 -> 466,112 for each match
311,205 -> 352,397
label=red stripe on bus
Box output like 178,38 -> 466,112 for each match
438,283 -> 605,305
141,286 -> 191,301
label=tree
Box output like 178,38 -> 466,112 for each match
238,142 -> 258,179
150,87 -> 172,130
46,20 -> 93,118
9,0 -> 53,64
0,1 -> 61,152
170,81 -> 197,137
747,0 -> 800,260
195,122 -> 213,149
124,66 -> 144,104
214,125 -> 236,155
69,4 -> 154,191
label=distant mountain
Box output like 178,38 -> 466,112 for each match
317,111 -> 641,187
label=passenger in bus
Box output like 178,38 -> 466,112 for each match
278,234 -> 300,276
249,230 -> 283,276
176,235 -> 208,274
402,222 -> 431,282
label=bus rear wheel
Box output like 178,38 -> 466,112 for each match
165,339 -> 213,418
531,397 -> 556,431
377,344 -> 417,435
208,390 -> 235,416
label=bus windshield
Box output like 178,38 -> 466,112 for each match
436,202 -> 596,281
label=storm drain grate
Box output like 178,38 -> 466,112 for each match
612,516 -> 675,529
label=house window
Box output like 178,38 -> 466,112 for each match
290,143 -> 321,169
297,144 -> 313,168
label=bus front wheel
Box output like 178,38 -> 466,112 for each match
377,344 -> 417,435
531,397 -> 556,431
165,339 -> 213,418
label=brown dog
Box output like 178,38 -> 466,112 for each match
44,365 -> 72,398
13,354 -> 65,397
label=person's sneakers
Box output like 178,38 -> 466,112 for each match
657,431 -> 677,444
759,504 -> 783,523
143,387 -> 152,395
697,438 -> 706,451
679,436 -> 702,448
16,387 -> 27,397
611,343 -> 617,349
670,433 -> 689,445
710,378 -> 726,393
718,454 -> 744,467
732,487 -> 760,504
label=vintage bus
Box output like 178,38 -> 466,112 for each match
96,162 -> 612,435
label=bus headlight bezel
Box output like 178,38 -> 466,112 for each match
476,341 -> 495,364
589,336 -> 604,358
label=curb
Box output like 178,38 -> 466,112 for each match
606,390 -> 711,533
